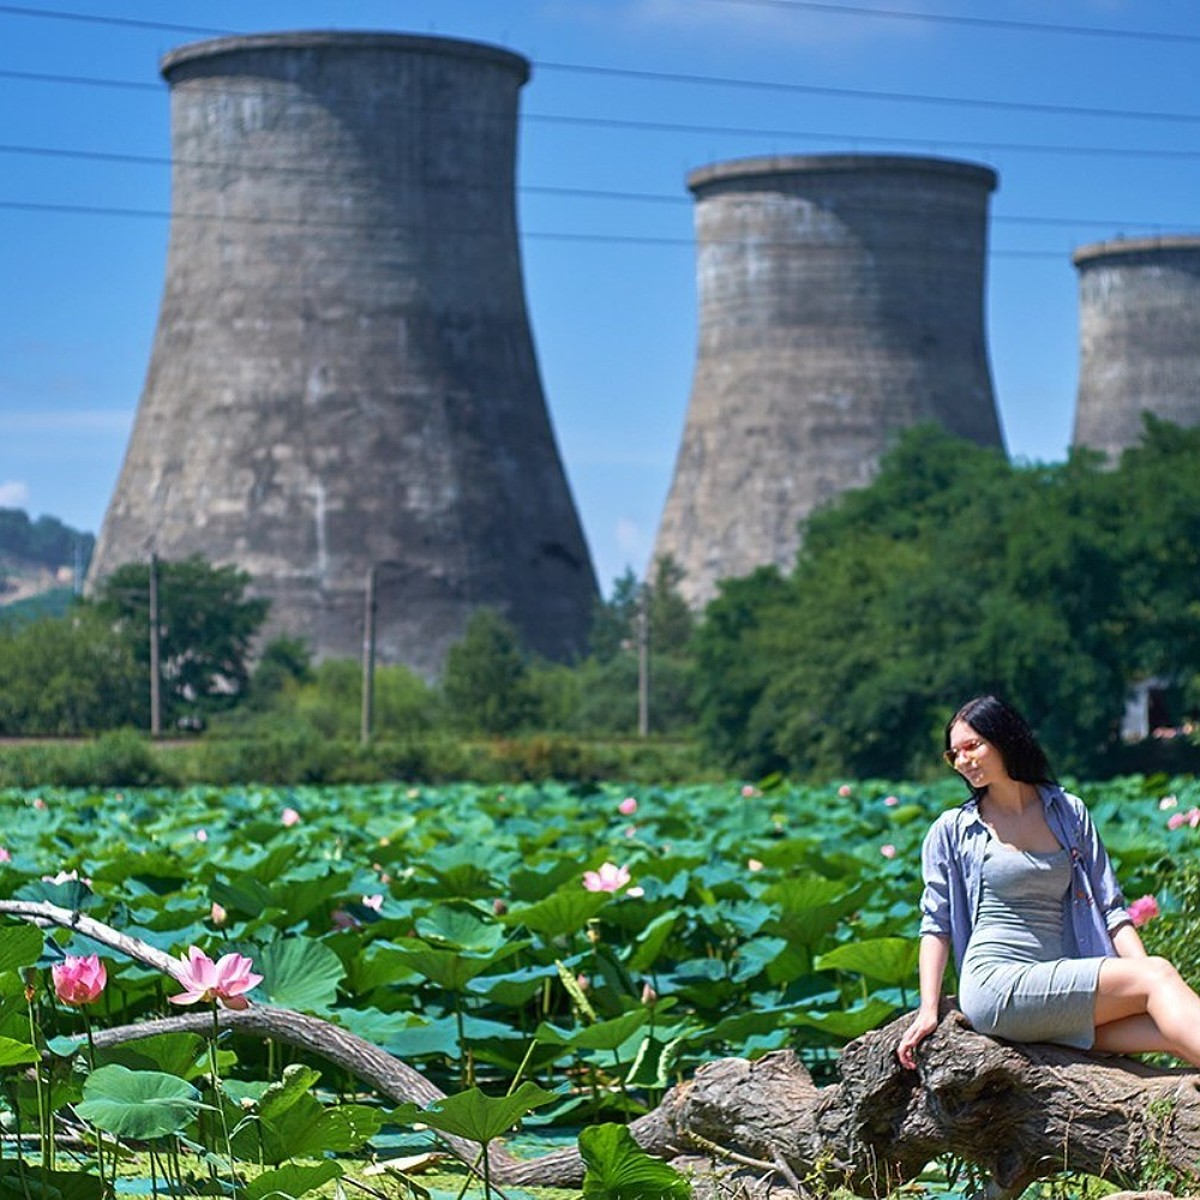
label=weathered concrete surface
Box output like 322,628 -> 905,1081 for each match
1073,236 -> 1200,461
654,154 -> 1004,608
88,31 -> 596,676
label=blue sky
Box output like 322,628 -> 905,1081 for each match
2,0 -> 1198,593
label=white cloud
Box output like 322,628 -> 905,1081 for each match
0,481 -> 30,508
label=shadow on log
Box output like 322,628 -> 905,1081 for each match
4,900 -> 1200,1197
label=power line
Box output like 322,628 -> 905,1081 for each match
9,95 -> 1200,166
0,4 -> 231,36
0,196 -> 1156,255
5,0 -> 1198,49
0,141 -> 1192,235
532,59 -> 1200,126
526,111 -> 1200,163
698,0 -> 1200,46
5,56 -> 1200,127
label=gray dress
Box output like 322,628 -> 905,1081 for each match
958,838 -> 1104,1049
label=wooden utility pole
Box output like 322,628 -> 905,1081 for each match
360,564 -> 378,746
637,582 -> 650,738
148,552 -> 162,738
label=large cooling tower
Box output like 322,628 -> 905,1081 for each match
653,154 -> 1004,608
1072,236 -> 1200,460
88,31 -> 596,676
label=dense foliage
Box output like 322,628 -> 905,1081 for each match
3,421 -> 1200,786
0,507 -> 93,571
0,775 -> 1194,1197
692,420 -> 1200,779
0,557 -> 269,735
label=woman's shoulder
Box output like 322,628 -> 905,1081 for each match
925,798 -> 979,842
1041,784 -> 1088,816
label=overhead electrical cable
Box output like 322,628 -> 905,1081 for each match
0,141 -> 1190,234
1,196 -> 1186,248
4,58 -> 1200,126
697,0 -> 1200,46
4,0 -> 1198,48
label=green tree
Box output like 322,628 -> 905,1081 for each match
0,508 -> 94,569
690,422 -> 1200,779
441,609 -> 535,734
95,556 -> 269,727
0,608 -> 145,734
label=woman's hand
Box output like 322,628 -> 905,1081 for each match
896,933 -> 951,1069
896,1007 -> 939,1070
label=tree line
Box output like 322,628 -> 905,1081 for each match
2,418 -> 1198,779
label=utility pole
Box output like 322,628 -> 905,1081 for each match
360,564 -> 378,746
637,581 -> 650,738
148,552 -> 162,738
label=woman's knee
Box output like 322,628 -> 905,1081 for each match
1143,955 -> 1184,992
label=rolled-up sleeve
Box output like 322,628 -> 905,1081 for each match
1074,798 -> 1129,933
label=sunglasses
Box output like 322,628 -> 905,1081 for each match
943,738 -> 986,769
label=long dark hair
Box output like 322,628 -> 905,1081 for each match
946,694 -> 1056,793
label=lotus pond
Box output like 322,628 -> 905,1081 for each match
0,774 -> 1196,1199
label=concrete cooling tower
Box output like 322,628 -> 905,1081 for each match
1072,236 -> 1200,461
88,31 -> 597,676
653,154 -> 1004,608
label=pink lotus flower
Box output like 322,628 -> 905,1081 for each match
51,955 -> 107,1006
618,797 -> 638,816
624,825 -> 637,838
741,784 -> 761,798
0,847 -> 10,863
1168,807 -> 1200,830
32,798 -> 47,811
168,946 -> 262,1010
837,784 -> 852,798
210,902 -> 227,926
1159,795 -> 1179,811
583,862 -> 631,893
747,858 -> 764,872
362,894 -> 384,911
1128,894 -> 1160,928
880,844 -> 897,859
883,795 -> 900,807
280,807 -> 301,827
195,829 -> 208,843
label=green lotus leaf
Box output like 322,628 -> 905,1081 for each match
256,936 -> 344,1013
258,1063 -> 322,1122
418,1081 -> 557,1145
414,905 -> 505,952
625,910 -> 679,973
579,1122 -> 691,1199
791,997 -> 897,1039
0,1036 -> 38,1067
243,1160 -> 343,1200
0,923 -> 43,974
501,886 -> 612,939
0,1165 -> 105,1200
814,936 -> 920,985
76,1065 -> 202,1139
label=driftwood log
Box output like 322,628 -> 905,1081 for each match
5,899 -> 1200,1197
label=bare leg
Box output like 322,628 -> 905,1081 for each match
1093,956 -> 1200,1066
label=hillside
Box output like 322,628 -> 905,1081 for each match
0,508 -> 93,613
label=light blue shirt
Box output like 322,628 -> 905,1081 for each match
918,783 -> 1130,972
